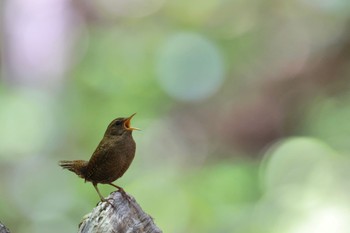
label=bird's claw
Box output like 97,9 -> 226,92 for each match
116,188 -> 132,203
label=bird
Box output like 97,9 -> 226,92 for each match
59,113 -> 139,203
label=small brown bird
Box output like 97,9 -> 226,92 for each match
59,113 -> 139,202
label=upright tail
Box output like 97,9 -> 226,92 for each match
59,160 -> 88,179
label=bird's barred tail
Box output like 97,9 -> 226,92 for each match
59,160 -> 88,179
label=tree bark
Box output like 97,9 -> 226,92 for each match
78,191 -> 162,233
0,221 -> 10,233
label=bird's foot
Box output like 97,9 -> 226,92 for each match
116,187 -> 132,203
108,183 -> 132,203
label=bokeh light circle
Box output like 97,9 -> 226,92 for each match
260,137 -> 336,191
156,32 -> 225,102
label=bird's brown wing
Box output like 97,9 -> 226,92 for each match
84,139 -> 114,182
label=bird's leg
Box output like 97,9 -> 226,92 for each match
108,183 -> 131,202
93,183 -> 105,200
93,183 -> 115,207
108,183 -> 124,191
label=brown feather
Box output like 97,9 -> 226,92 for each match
58,114 -> 138,202
59,160 -> 88,179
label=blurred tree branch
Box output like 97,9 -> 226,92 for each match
78,192 -> 162,233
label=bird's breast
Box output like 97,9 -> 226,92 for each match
85,135 -> 136,184
105,136 -> 136,181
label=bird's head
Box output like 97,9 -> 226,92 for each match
105,113 -> 140,136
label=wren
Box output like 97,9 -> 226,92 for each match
59,113 -> 139,202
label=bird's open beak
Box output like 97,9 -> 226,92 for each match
124,113 -> 140,131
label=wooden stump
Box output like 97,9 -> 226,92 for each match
0,221 -> 10,233
78,191 -> 162,233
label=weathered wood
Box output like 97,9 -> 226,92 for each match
78,191 -> 162,233
0,221 -> 10,233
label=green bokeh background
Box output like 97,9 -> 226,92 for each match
2,0 -> 350,232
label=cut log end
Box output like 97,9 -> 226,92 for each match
78,191 -> 162,233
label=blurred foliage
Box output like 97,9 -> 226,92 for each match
2,0 -> 350,232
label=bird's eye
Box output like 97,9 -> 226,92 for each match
115,120 -> 122,126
